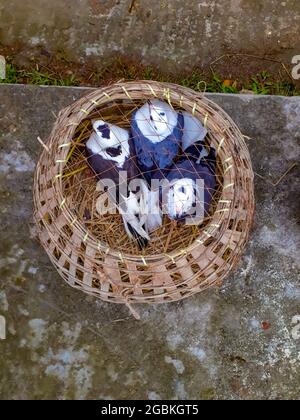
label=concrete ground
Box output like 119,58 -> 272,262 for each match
0,85 -> 299,400
1,0 -> 299,71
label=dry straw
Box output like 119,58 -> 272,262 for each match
33,81 -> 254,317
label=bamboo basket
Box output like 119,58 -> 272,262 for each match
33,81 -> 254,317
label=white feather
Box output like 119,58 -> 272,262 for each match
119,191 -> 150,241
145,189 -> 162,232
135,100 -> 178,143
122,213 -> 150,241
182,111 -> 207,151
136,181 -> 162,233
119,182 -> 162,241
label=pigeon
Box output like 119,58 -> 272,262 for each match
131,99 -> 184,183
152,142 -> 217,222
181,111 -> 207,152
120,180 -> 162,240
86,120 -> 151,248
86,120 -> 138,181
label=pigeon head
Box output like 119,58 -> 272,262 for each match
134,99 -> 178,143
148,100 -> 169,134
87,120 -> 131,168
166,178 -> 196,220
91,120 -> 130,152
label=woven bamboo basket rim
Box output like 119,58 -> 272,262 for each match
33,80 -> 254,310
36,81 -> 239,264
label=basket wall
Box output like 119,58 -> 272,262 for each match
33,81 -> 255,306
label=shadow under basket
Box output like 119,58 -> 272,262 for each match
33,81 -> 254,318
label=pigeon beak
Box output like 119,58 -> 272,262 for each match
176,206 -> 182,214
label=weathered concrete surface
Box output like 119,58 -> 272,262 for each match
0,0 -> 299,71
0,85 -> 299,400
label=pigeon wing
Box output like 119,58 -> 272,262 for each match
182,111 -> 208,151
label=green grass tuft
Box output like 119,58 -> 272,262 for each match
0,63 -> 19,83
0,64 -> 79,86
0,61 -> 299,96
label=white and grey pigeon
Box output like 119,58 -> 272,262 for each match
120,180 -> 162,240
131,99 -> 184,183
86,120 -> 150,248
152,142 -> 216,222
